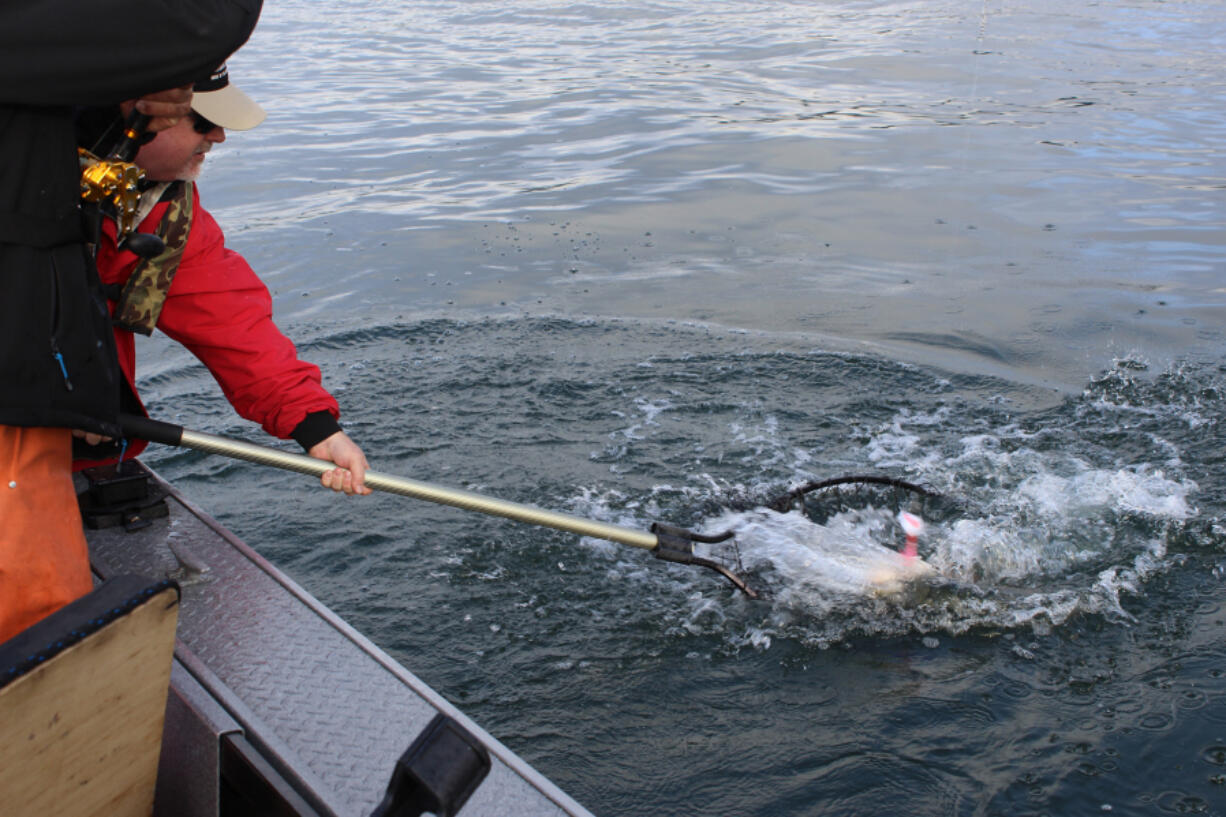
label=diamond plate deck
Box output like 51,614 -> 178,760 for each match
84,465 -> 592,817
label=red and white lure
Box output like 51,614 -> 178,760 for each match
864,510 -> 933,594
897,511 -> 924,560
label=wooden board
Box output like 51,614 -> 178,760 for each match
0,585 -> 179,817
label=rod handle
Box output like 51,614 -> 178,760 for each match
111,111 -> 152,162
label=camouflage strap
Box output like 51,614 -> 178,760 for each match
111,180 -> 194,336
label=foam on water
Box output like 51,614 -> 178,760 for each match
681,426 -> 1199,644
557,378 -> 1204,647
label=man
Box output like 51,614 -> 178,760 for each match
77,65 -> 372,497
0,1 -> 263,642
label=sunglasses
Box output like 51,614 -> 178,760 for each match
190,111 -> 220,134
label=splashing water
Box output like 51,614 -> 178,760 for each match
688,441 -> 1196,644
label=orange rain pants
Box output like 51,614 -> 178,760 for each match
0,426 -> 93,643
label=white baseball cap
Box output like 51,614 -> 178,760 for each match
191,63 -> 266,131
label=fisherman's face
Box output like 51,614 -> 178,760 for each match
134,112 -> 226,182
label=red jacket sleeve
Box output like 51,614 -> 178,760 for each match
155,188 -> 339,439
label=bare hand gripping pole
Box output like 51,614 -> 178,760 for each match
120,414 -> 759,598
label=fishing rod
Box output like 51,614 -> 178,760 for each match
119,414 -> 759,598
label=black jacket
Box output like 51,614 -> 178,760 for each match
0,0 -> 262,436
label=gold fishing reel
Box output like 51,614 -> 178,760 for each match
79,148 -> 145,239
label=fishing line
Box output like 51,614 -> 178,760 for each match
958,0 -> 995,173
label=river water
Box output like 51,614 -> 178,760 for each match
136,1 -> 1226,814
